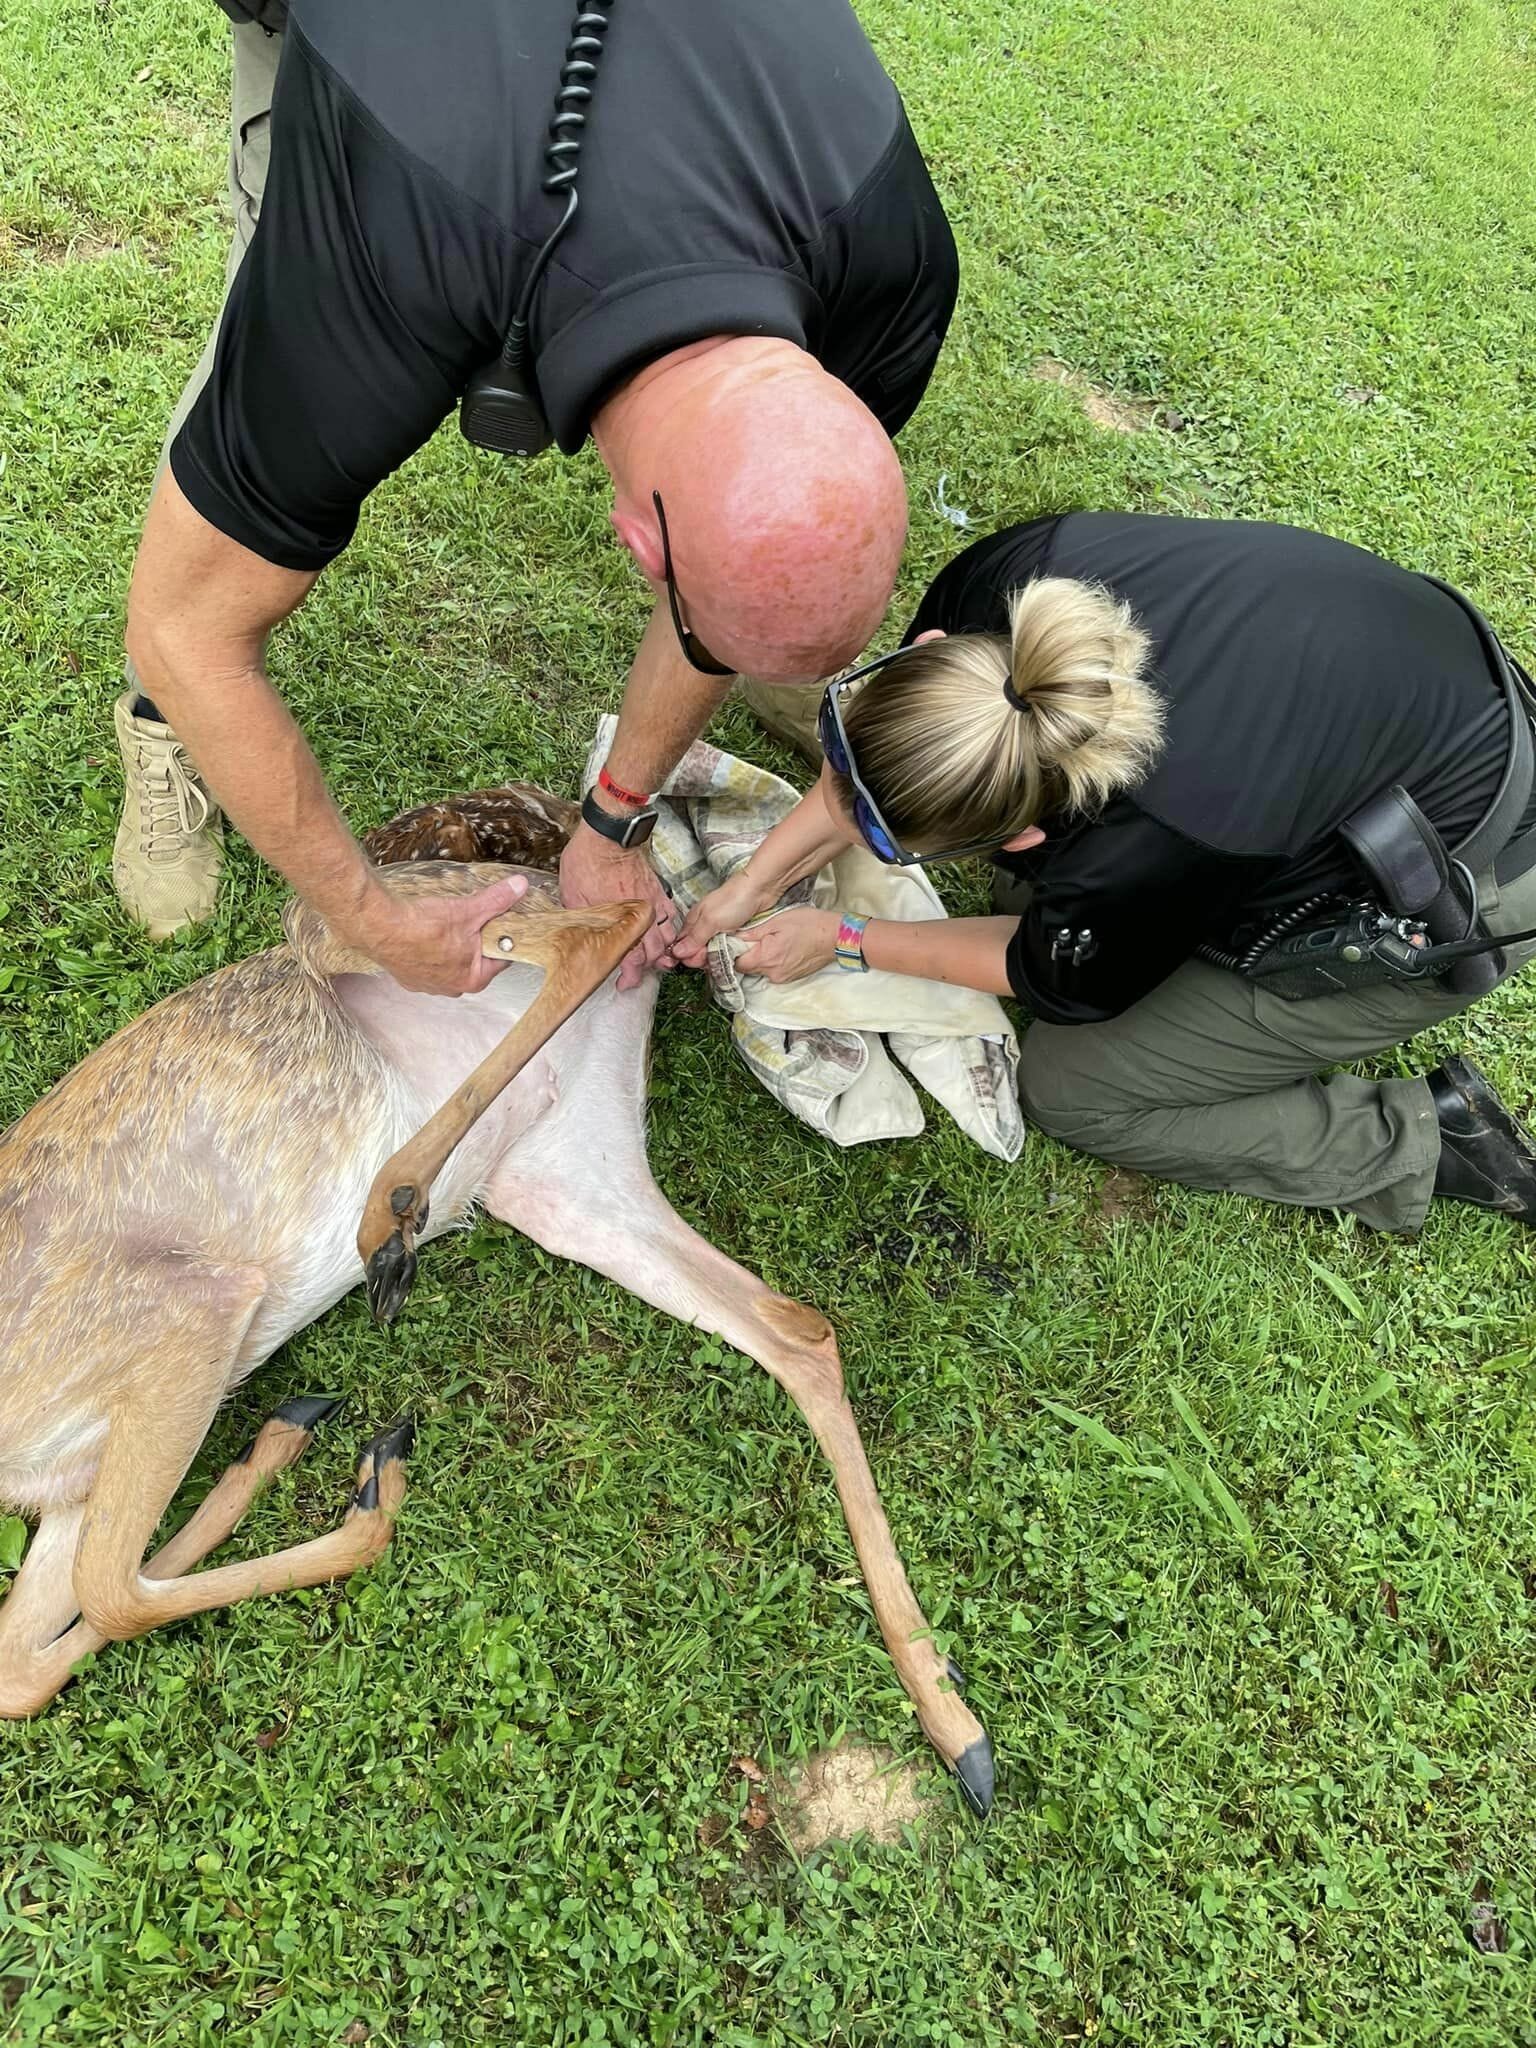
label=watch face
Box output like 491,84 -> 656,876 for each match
583,788 -> 659,849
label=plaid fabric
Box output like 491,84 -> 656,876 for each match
583,721 -> 1024,1159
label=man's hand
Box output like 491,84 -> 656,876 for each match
732,907 -> 840,986
673,870 -> 774,971
559,822 -> 676,991
352,873 -> 531,995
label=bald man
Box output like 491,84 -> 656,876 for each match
119,0 -> 957,992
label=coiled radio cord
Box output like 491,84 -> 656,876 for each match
504,3 -> 616,365
1196,892 -> 1342,976
459,2 -> 618,455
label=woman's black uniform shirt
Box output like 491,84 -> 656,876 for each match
905,513 -> 1531,1025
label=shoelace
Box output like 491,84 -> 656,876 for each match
138,744 -> 212,863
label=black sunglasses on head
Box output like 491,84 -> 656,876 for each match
819,650 -> 1018,868
653,491 -> 736,677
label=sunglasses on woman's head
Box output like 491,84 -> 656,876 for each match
653,491 -> 736,677
819,650 -> 1022,868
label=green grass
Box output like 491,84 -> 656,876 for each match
4,0 -> 1536,2041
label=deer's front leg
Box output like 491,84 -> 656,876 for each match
746,1291 -> 995,1814
357,896 -> 653,1320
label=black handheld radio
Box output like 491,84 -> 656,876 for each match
1241,895 -> 1536,1001
459,4 -> 618,457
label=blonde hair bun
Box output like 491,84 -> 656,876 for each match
837,576 -> 1164,854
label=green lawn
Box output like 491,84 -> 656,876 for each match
3,0 -> 1536,2042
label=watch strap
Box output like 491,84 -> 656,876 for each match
581,787 -> 658,849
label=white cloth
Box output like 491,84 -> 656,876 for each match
583,720 -> 1024,1160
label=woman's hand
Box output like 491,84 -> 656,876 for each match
676,779 -> 859,970
673,869 -> 774,970
732,907 -> 841,985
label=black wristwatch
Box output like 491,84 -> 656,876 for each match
581,786 -> 659,850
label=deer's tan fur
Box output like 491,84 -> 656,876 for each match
0,853 -> 992,1810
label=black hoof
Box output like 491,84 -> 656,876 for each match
952,1732 -> 995,1817
369,1413 -> 417,1466
350,1414 -> 417,1512
272,1392 -> 347,1432
234,1391 -> 347,1463
365,1230 -> 419,1324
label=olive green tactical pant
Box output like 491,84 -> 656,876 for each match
998,860 -> 1536,1232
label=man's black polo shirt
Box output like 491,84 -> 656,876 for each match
904,514 -> 1534,1025
172,0 -> 958,571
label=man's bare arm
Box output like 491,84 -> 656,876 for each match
606,601 -> 737,797
559,599 -> 734,988
125,471 -> 525,994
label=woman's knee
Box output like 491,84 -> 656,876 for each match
1017,1030 -> 1115,1147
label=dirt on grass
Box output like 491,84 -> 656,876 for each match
1032,356 -> 1163,433
1,221 -> 148,265
773,1741 -> 930,1852
1097,1167 -> 1156,1222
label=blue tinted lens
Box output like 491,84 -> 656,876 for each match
853,794 -> 899,863
818,693 -> 850,775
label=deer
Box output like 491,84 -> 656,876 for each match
0,789 -> 993,1814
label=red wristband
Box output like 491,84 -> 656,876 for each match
598,765 -> 652,809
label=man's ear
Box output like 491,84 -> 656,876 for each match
611,502 -> 664,583
1000,824 -> 1046,853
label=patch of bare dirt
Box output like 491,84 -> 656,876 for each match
1032,356 -> 1163,434
773,1741 -> 929,1852
153,102 -> 216,149
2,222 -> 135,265
1468,1882 -> 1510,1954
1097,1168 -> 1154,1222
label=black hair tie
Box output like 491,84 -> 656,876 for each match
1003,675 -> 1031,714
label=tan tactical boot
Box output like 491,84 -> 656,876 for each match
112,693 -> 224,938
736,677 -> 824,764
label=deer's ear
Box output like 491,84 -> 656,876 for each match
611,502 -> 664,583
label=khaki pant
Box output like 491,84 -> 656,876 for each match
127,20 -> 279,710
999,860 -> 1536,1231
736,678 -> 823,761
157,21 -> 280,467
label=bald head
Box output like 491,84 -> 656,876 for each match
594,339 -> 908,679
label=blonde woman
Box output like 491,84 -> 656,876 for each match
679,512 -> 1536,1232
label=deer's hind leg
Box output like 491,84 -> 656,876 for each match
74,1389 -> 413,1645
149,1391 -> 348,1577
485,1064 -> 994,1813
0,1506 -> 93,1716
0,1260 -> 264,1714
0,1395 -> 348,1717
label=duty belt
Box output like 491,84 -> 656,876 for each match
1337,582 -> 1536,996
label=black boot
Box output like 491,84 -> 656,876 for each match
1428,1055 -> 1536,1222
